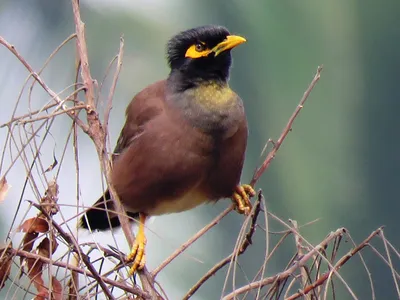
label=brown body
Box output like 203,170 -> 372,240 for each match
111,80 -> 247,216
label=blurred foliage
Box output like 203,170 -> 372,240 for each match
0,0 -> 399,299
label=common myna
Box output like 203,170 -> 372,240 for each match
79,25 -> 255,273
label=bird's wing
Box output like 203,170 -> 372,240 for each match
113,80 -> 166,155
111,101 -> 214,215
79,80 -> 167,230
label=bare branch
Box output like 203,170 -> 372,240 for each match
285,227 -> 383,300
103,36 -> 124,139
222,227 -> 345,300
152,206 -> 233,277
183,193 -> 263,299
251,66 -> 323,186
0,36 -> 88,132
71,0 -> 95,108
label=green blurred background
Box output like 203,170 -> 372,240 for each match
0,0 -> 399,299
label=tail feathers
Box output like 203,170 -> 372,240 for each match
79,190 -> 139,231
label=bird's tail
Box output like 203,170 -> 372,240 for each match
79,190 -> 139,231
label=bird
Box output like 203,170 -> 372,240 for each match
79,25 -> 256,274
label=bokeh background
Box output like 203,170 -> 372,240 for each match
0,0 -> 399,299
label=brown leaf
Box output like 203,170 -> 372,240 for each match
22,232 -> 38,252
41,180 -> 59,215
18,217 -> 49,233
19,218 -> 49,272
19,232 -> 38,272
0,176 -> 10,203
27,256 -> 47,299
34,291 -> 47,300
43,150 -> 58,173
67,266 -> 79,300
23,237 -> 60,299
51,276 -> 63,300
28,260 -> 63,300
37,237 -> 58,258
0,242 -> 12,290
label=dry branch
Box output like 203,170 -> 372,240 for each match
70,0 -> 159,297
222,228 -> 347,300
183,193 -> 263,299
8,248 -> 147,297
285,227 -> 384,300
251,66 -> 323,186
0,36 -> 87,132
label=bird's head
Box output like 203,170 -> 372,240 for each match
167,25 -> 246,89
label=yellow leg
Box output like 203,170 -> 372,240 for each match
127,213 -> 147,275
231,184 -> 256,215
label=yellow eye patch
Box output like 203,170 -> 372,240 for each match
184,35 -> 246,59
185,42 -> 212,59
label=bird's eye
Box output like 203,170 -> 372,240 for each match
195,43 -> 205,52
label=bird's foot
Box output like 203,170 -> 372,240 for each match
231,184 -> 256,215
126,231 -> 147,275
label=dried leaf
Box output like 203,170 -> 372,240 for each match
27,256 -> 46,299
19,232 -> 38,273
0,176 -> 11,203
22,232 -> 38,252
27,251 -> 62,299
43,150 -> 58,173
18,217 -> 49,233
67,253 -> 79,300
21,236 -> 61,299
34,290 -> 47,300
41,180 -> 59,215
0,242 -> 12,290
37,237 -> 58,258
67,276 -> 78,300
51,276 -> 63,300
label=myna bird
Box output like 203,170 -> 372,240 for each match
79,25 -> 255,274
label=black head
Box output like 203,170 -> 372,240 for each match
166,25 -> 246,90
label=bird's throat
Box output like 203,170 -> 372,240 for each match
168,81 -> 242,136
190,83 -> 236,111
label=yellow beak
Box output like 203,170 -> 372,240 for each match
212,35 -> 247,56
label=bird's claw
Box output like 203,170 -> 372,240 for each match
126,233 -> 147,275
232,184 -> 256,215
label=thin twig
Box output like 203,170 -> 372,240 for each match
379,230 -> 400,298
103,36 -> 124,140
368,245 -> 400,280
222,227 -> 346,300
152,205 -> 234,277
183,194 -> 262,299
251,66 -> 323,186
18,104 -> 88,125
0,36 -> 87,132
71,0 -> 95,108
343,234 -> 376,300
285,227 -> 383,300
291,219 -> 311,296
